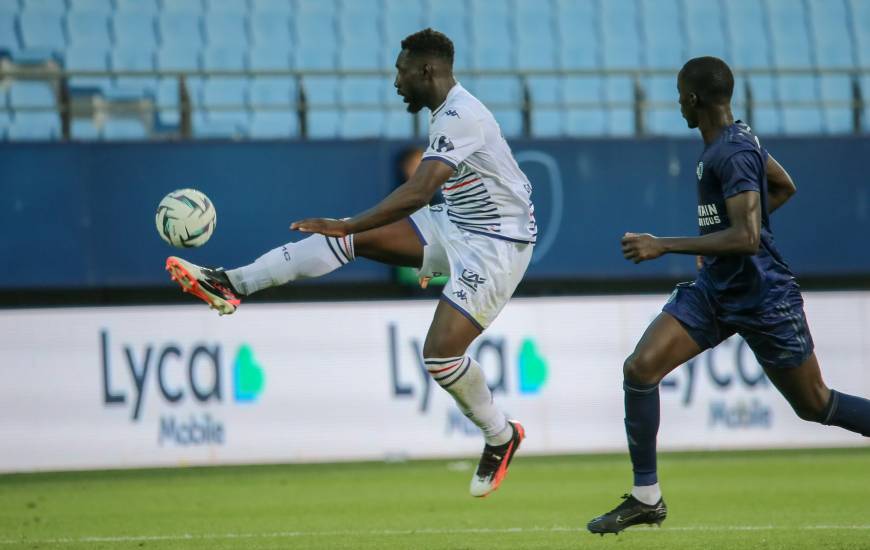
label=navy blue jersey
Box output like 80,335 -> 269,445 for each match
694,121 -> 795,310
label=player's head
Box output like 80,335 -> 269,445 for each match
677,56 -> 734,128
395,28 -> 454,113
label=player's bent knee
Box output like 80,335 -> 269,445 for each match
623,352 -> 661,385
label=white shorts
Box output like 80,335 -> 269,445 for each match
409,205 -> 533,330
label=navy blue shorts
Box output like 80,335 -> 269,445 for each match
662,281 -> 814,370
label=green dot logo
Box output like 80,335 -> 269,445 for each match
234,344 -> 264,403
517,338 -> 548,394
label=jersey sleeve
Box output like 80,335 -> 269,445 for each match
421,110 -> 484,170
717,149 -> 764,199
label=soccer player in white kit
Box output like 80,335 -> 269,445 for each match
165,29 -> 537,498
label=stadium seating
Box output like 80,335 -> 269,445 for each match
0,0 -> 868,140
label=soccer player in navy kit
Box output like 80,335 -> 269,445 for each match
587,57 -> 870,535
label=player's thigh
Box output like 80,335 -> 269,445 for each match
763,353 -> 830,421
625,312 -> 704,384
422,299 -> 482,358
353,218 -> 423,268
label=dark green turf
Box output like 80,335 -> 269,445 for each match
1,448 -> 869,549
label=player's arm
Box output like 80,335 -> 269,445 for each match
622,191 -> 761,263
290,159 -> 453,237
766,154 -> 796,214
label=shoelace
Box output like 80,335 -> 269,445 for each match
475,445 -> 507,477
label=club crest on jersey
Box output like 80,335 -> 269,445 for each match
696,161 -> 704,181
431,134 -> 455,153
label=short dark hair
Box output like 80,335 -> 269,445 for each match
401,28 -> 454,65
679,56 -> 734,103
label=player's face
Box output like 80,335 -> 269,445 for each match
394,50 -> 428,114
677,76 -> 699,129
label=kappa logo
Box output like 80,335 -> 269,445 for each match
696,161 -> 704,181
444,109 -> 460,118
458,269 -> 487,292
452,289 -> 469,303
431,134 -> 455,153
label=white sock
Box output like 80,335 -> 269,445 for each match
631,483 -> 662,505
425,355 -> 512,446
226,234 -> 354,295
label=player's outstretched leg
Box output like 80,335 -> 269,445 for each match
587,313 -> 702,535
764,353 -> 870,437
167,219 -> 422,314
423,300 -> 523,498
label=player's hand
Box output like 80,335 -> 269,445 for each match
621,232 -> 665,263
696,255 -> 704,271
290,218 -> 350,237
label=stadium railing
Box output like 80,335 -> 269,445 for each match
1,65 -> 868,139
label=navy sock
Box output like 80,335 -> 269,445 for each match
624,380 -> 660,486
823,390 -> 870,436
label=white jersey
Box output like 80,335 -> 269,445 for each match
421,83 -> 537,244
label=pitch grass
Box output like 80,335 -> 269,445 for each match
1,448 -> 869,550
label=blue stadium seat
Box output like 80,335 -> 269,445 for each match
250,0 -> 292,13
724,0 -> 772,69
71,118 -> 100,140
203,77 -> 247,109
603,75 -> 635,136
156,77 -> 181,124
640,0 -> 684,68
204,0 -> 248,15
528,76 -> 561,106
295,12 -> 336,47
644,76 -> 691,135
531,110 -> 562,137
19,12 -> 65,51
0,14 -> 19,52
249,47 -> 291,70
297,0 -> 337,14
491,109 -> 523,137
806,0 -> 854,68
339,45 -> 380,70
861,76 -> 870,132
65,46 -> 111,91
112,48 -> 157,93
384,9 -> 423,45
307,109 -> 341,138
250,77 -> 297,108
471,0 -> 510,18
69,0 -> 113,14
0,2 -> 18,15
555,0 -> 597,19
158,13 -> 203,47
339,77 -> 383,106
684,0 -> 728,60
517,46 -> 556,70
565,109 -> 606,137
250,111 -> 299,138
8,112 -> 61,139
204,13 -> 248,47
157,46 -> 200,70
22,0 -> 65,15
849,0 -> 870,67
339,12 -> 378,45
115,0 -> 158,14
431,0 -> 466,16
472,46 -> 513,70
600,0 -> 641,67
193,111 -> 243,139
103,118 -> 148,140
747,75 -> 782,135
293,45 -> 336,70
818,75 -> 853,134
340,110 -> 384,139
202,46 -> 245,70
776,75 -> 823,134
384,109 -> 413,138
767,0 -> 813,68
563,76 -> 603,104
518,0 -> 553,19
250,13 -> 292,47
206,109 -> 250,134
562,76 -> 604,137
472,77 -> 522,108
302,76 -> 339,107
557,17 -> 599,69
160,0 -> 203,14
10,80 -> 56,107
112,13 -> 157,50
66,12 -> 111,48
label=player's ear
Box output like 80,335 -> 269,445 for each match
688,92 -> 699,107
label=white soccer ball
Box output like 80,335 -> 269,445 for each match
155,188 -> 216,248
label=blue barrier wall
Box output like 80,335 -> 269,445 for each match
1,137 -> 868,289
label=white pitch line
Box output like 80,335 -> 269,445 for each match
2,525 -> 869,545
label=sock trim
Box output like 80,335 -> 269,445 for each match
624,380 -> 660,395
441,358 -> 472,388
325,236 -> 350,265
822,389 -> 840,425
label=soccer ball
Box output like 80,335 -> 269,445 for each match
155,188 -> 216,248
